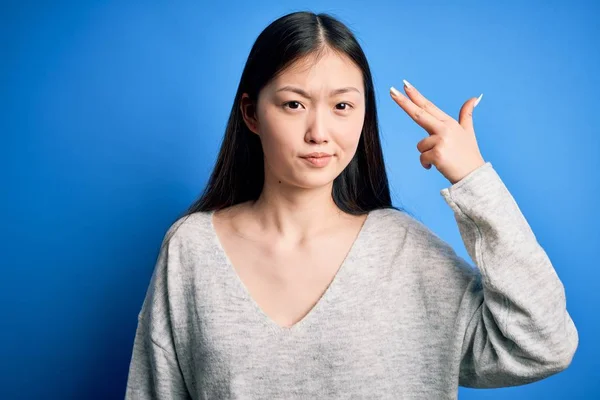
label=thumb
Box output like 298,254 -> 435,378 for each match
459,93 -> 483,133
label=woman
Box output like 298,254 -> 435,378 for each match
125,11 -> 578,399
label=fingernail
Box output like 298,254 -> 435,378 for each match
390,86 -> 401,97
403,79 -> 413,90
474,93 -> 483,108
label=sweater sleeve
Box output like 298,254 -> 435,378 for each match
125,223 -> 193,400
437,161 -> 578,388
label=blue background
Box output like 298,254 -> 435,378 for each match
2,0 -> 598,398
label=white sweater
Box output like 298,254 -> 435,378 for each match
125,162 -> 578,399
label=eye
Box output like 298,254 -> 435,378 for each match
335,102 -> 353,111
283,101 -> 304,110
282,101 -> 353,112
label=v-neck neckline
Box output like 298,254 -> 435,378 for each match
207,208 -> 375,336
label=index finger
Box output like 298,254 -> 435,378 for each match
390,86 -> 445,135
401,80 -> 453,122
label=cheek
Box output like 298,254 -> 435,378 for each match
258,127 -> 297,163
336,120 -> 363,153
342,108 -> 365,137
255,111 -> 282,149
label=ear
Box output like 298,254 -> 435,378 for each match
240,93 -> 260,135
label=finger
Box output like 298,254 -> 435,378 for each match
417,136 -> 441,169
402,80 -> 453,122
416,135 -> 441,154
420,148 -> 439,170
458,94 -> 482,133
390,87 -> 445,135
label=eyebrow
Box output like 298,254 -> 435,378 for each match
275,86 -> 361,98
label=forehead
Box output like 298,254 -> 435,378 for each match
270,50 -> 363,91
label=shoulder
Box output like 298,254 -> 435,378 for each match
371,207 -> 463,261
372,209 -> 479,295
160,211 -> 214,248
361,207 -> 422,252
369,207 -> 429,238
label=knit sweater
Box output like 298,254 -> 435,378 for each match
125,161 -> 578,399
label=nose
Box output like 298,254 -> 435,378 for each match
304,109 -> 329,144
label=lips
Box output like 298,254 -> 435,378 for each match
300,152 -> 332,158
300,153 -> 333,167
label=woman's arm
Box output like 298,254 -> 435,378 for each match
427,162 -> 578,388
125,223 -> 193,399
125,316 -> 191,399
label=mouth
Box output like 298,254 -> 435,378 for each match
300,152 -> 333,158
299,153 -> 333,167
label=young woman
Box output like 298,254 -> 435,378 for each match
125,11 -> 578,399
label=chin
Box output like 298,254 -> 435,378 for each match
289,172 -> 339,190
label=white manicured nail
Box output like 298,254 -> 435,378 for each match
390,86 -> 401,97
474,93 -> 483,108
402,79 -> 413,89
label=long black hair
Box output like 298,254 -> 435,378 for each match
174,11 -> 411,228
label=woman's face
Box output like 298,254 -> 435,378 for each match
242,49 -> 366,190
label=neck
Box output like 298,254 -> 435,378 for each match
249,181 -> 344,242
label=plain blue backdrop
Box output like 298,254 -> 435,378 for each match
2,0 -> 598,398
